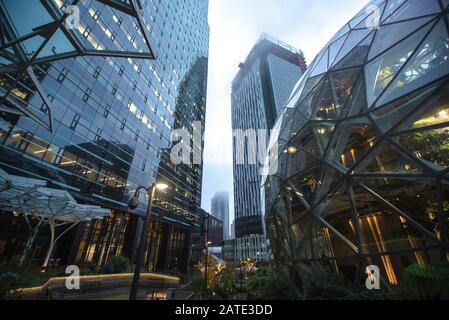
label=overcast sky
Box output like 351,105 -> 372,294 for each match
201,0 -> 370,225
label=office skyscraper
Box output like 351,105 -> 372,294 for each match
0,0 -> 209,273
231,34 -> 306,238
211,191 -> 230,240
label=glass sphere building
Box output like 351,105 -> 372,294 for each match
263,0 -> 449,287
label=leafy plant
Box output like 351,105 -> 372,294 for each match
101,256 -> 131,274
0,263 -> 27,300
400,262 -> 449,300
245,262 -> 396,300
0,273 -> 20,300
1,263 -> 50,286
245,267 -> 301,300
292,262 -> 351,300
342,290 -> 397,300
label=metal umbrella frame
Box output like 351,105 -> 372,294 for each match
0,168 -> 110,267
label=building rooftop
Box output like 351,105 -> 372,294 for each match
232,33 -> 306,89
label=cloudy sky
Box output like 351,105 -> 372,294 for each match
201,0 -> 370,225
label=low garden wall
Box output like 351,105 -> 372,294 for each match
14,273 -> 180,300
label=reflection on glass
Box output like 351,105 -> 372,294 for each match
365,22 -> 433,107
397,125 -> 449,169
263,0 -> 449,287
377,18 -> 449,107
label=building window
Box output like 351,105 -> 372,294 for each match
92,10 -> 100,21
83,27 -> 91,38
70,113 -> 81,130
57,68 -> 68,83
83,88 -> 92,102
95,129 -> 102,142
104,105 -> 110,118
40,95 -> 53,112
94,66 -> 101,79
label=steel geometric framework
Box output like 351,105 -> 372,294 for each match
263,0 -> 449,288
0,0 -> 155,131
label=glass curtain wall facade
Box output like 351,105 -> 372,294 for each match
211,191 -> 230,240
0,0 -> 209,274
232,34 -> 307,238
221,235 -> 268,266
207,214 -> 224,247
264,0 -> 449,288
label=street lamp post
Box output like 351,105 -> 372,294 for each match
240,260 -> 244,290
128,182 -> 168,301
203,213 -> 210,298
205,240 -> 212,296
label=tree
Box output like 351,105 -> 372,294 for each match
195,257 -> 237,300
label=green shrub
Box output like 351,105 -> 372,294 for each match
0,263 -> 22,300
102,256 -> 131,274
293,262 -> 351,300
245,267 -> 301,300
0,263 -> 45,299
0,263 -> 44,287
400,262 -> 449,300
342,290 -> 397,300
245,262 -> 399,300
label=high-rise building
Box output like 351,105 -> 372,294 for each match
234,235 -> 268,263
211,191 -> 230,240
0,0 -> 209,274
231,34 -> 307,238
230,220 -> 235,239
263,0 -> 449,288
222,239 -> 235,265
207,214 -> 224,247
222,235 -> 268,266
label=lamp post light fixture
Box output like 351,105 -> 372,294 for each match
239,260 -> 245,290
204,239 -> 212,299
203,212 -> 211,298
128,182 -> 168,301
205,240 -> 212,291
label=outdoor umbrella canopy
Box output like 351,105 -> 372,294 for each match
0,168 -> 110,266
0,169 -> 110,222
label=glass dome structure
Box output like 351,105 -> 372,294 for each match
263,0 -> 449,288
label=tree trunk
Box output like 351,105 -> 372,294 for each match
42,222 -> 56,268
19,228 -> 39,267
42,221 -> 80,268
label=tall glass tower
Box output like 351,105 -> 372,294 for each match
0,0 -> 209,274
211,191 -> 230,240
231,34 -> 306,238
